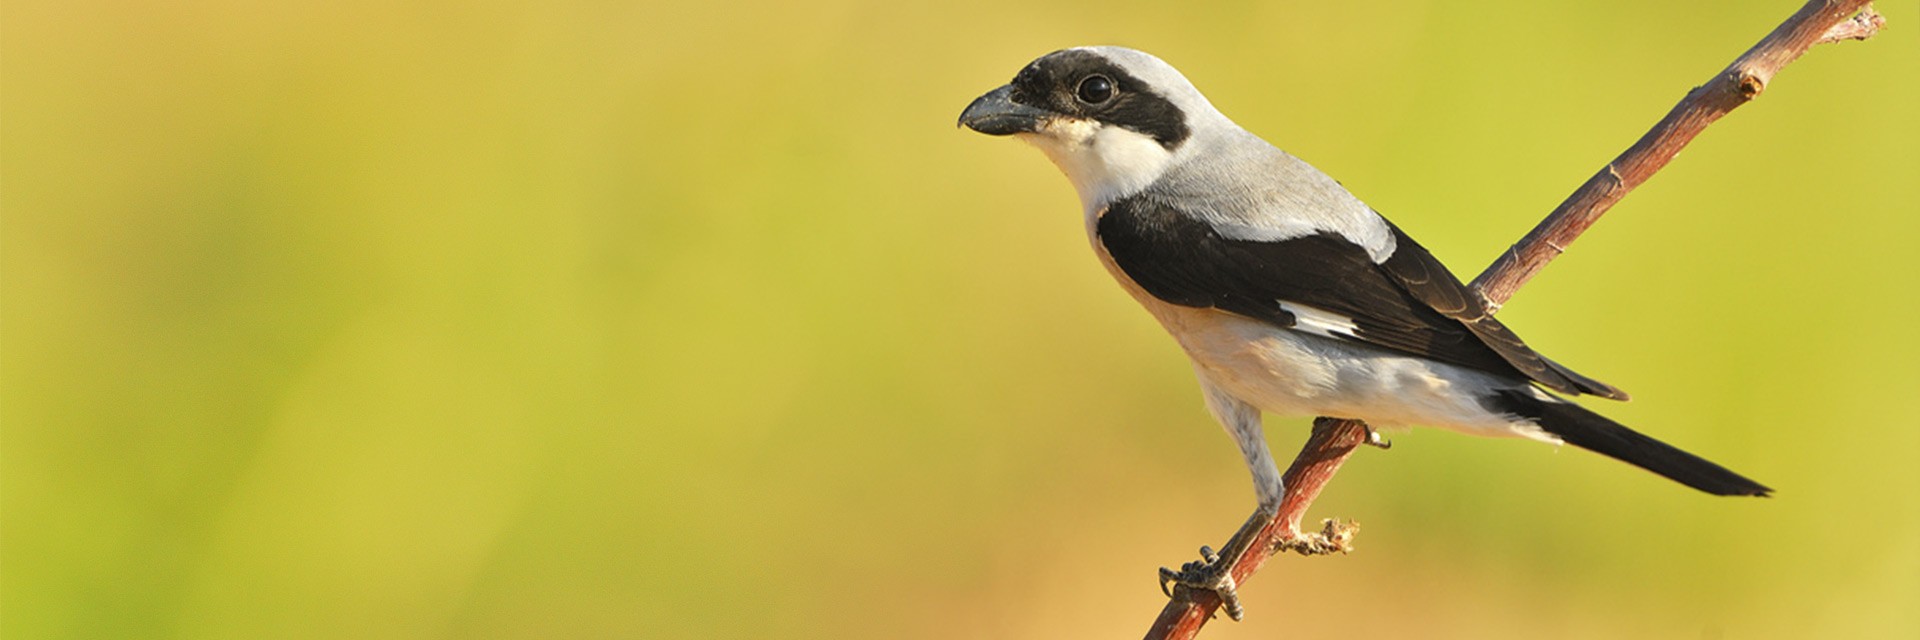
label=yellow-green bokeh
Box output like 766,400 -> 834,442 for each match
4,1 -> 1916,638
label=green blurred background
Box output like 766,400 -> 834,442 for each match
4,1 -> 1915,638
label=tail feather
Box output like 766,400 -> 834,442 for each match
1487,389 -> 1772,497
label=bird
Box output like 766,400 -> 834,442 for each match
957,46 -> 1770,619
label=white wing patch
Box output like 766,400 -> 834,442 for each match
1278,300 -> 1358,338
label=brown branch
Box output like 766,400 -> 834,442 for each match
1471,0 -> 1885,312
1145,418 -> 1368,638
1144,2 -> 1882,638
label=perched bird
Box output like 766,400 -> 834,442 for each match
958,46 -> 1770,618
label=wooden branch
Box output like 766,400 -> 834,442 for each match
1471,0 -> 1885,312
1145,418 -> 1367,638
1144,2 -> 1882,638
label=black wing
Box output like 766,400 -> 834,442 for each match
1096,196 -> 1626,400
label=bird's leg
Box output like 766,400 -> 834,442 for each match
1157,503 -> 1278,621
1174,376 -> 1289,620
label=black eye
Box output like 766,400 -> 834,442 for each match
1076,75 -> 1114,104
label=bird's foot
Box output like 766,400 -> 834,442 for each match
1159,545 -> 1248,621
1156,504 -> 1277,621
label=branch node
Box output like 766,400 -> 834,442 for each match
1734,69 -> 1766,98
1600,162 -> 1630,194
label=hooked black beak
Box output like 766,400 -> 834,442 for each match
958,85 -> 1049,136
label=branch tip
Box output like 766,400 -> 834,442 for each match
1817,7 -> 1885,44
1274,519 -> 1358,556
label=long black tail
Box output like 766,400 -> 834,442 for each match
1485,389 -> 1772,496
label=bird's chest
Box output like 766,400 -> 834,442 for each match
1085,209 -> 1339,411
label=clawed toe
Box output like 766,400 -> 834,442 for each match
1157,545 -> 1246,621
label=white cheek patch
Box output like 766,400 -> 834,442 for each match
1021,118 -> 1173,208
1278,301 -> 1359,339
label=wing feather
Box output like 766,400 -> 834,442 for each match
1096,197 -> 1625,399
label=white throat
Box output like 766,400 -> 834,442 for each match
1019,118 -> 1175,210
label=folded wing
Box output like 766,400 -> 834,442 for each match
1096,197 -> 1626,400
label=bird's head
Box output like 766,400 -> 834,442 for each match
959,47 -> 1226,207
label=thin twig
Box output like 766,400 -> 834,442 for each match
1144,2 -> 1881,638
1471,0 -> 1885,312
